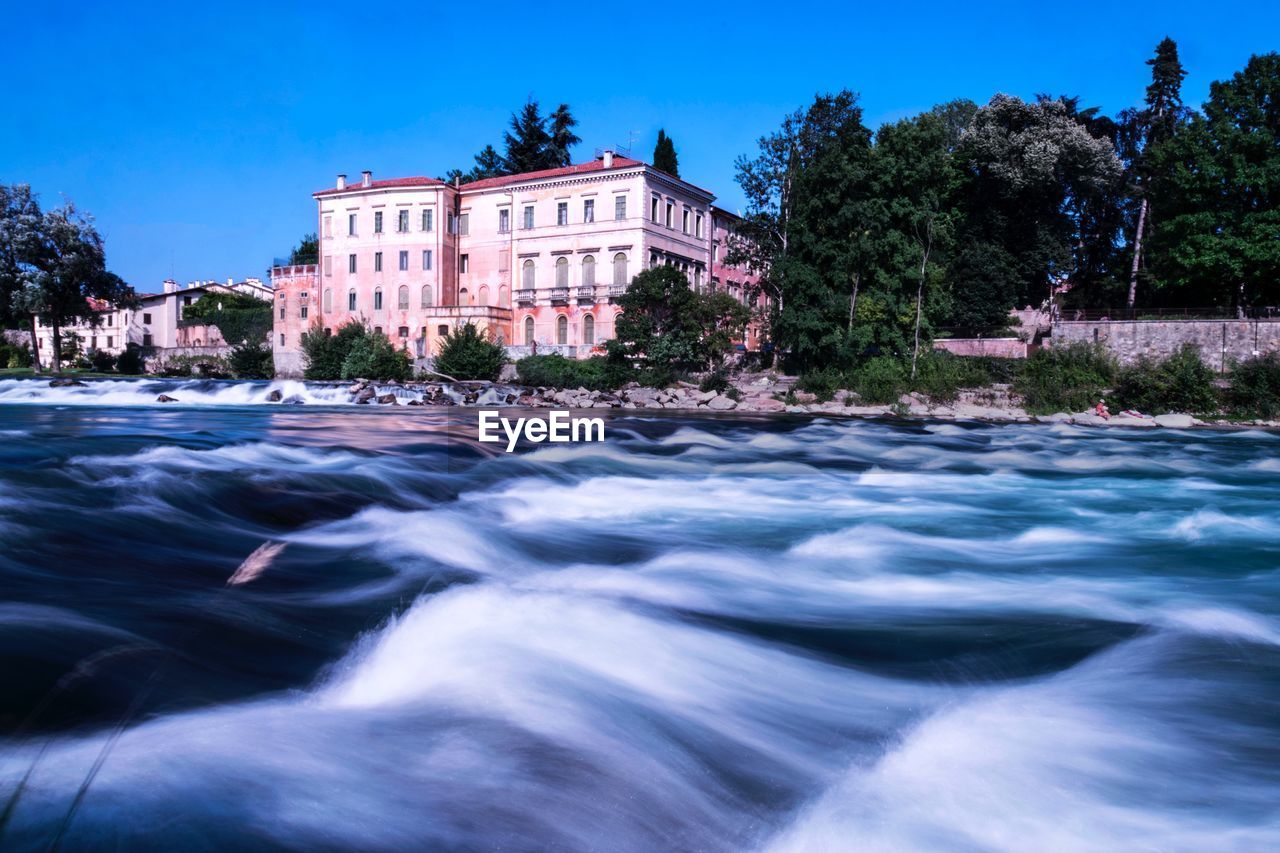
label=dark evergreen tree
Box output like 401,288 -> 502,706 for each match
288,232 -> 318,265
653,129 -> 680,176
547,103 -> 581,169
503,99 -> 553,174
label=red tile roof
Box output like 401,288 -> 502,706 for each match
314,176 -> 445,197
460,157 -> 648,191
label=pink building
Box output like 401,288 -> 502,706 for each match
272,152 -> 766,375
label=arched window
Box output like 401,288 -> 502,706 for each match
583,314 -> 595,345
524,316 -> 535,345
459,287 -> 470,306
374,287 -> 383,311
421,285 -> 433,308
347,289 -> 356,311
374,326 -> 383,336
582,255 -> 595,288
498,285 -> 509,306
556,314 -> 568,345
613,253 -> 627,287
398,285 -> 409,310
555,256 -> 568,288
323,289 -> 332,312
478,285 -> 490,306
522,259 -> 535,289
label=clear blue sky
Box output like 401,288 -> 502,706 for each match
4,1 -> 1276,289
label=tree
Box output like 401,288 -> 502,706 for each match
432,322 -> 506,381
504,99 -> 555,174
653,129 -> 680,176
288,233 -> 318,265
341,332 -> 412,381
449,99 -> 582,182
0,184 -> 44,372
301,321 -> 365,380
547,103 -> 581,169
182,290 -> 272,346
1148,52 -> 1280,315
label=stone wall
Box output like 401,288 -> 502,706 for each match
1052,319 -> 1280,371
934,338 -> 1031,358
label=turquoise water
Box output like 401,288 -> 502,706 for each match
0,381 -> 1277,850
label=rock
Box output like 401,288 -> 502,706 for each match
696,390 -> 717,403
1154,413 -> 1194,429
706,395 -> 737,411
517,395 -> 539,407
406,399 -> 424,406
622,401 -> 637,409
156,394 -> 178,403
1039,412 -> 1073,423
266,389 -> 283,402
751,397 -> 787,413
785,405 -> 807,414
377,394 -> 399,405
792,391 -> 817,404
354,387 -> 376,404
49,378 -> 86,387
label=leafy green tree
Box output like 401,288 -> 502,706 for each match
432,322 -> 506,381
301,321 -> 365,380
1148,52 -> 1280,315
288,233 -> 318,265
182,290 -> 272,346
228,343 -> 274,379
653,129 -> 679,176
0,184 -> 44,370
115,342 -> 144,375
341,331 -> 412,381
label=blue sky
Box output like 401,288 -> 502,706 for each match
4,1 -> 1277,289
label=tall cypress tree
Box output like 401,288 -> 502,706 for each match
653,129 -> 680,176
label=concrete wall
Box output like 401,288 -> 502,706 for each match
1053,319 -> 1280,371
934,338 -> 1031,358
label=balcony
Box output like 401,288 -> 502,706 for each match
576,285 -> 597,304
608,284 -> 627,300
549,286 -> 570,304
515,289 -> 536,306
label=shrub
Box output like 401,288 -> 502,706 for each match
1014,342 -> 1115,415
431,323 -> 505,382
229,342 -> 275,379
302,322 -> 365,380
115,343 -> 144,375
850,357 -> 907,405
154,353 -> 230,378
516,354 -> 630,390
1112,344 -> 1219,415
1,339 -> 33,368
340,333 -> 413,381
911,351 -> 993,404
797,367 -> 844,403
699,369 -> 731,394
1226,352 -> 1280,420
90,349 -> 117,372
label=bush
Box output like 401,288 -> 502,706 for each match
516,354 -> 631,390
90,349 -> 117,372
1,339 -> 33,368
431,323 -> 505,382
1112,344 -> 1219,415
911,351 -> 994,404
1226,352 -> 1280,420
115,343 -> 144,375
340,333 -> 412,381
699,369 -> 731,394
229,342 -> 275,379
797,367 -> 844,403
1014,342 -> 1115,415
850,357 -> 907,405
302,322 -> 365,380
154,353 -> 230,378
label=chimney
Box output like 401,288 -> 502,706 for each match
336,173 -> 347,190
602,149 -> 614,169
227,277 -> 234,287
163,278 -> 177,294
361,170 -> 372,188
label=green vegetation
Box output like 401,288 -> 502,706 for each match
89,349 -> 116,372
1112,344 -> 1219,414
301,322 -> 365,380
1015,343 -> 1116,415
153,352 -> 231,378
115,343 -> 144,375
0,338 -> 33,368
182,290 -> 272,348
431,323 -> 506,381
515,354 -> 629,391
445,98 -> 581,183
228,342 -> 275,379
653,129 -> 679,176
288,233 -> 318,265
1225,353 -> 1280,420
340,333 -> 412,382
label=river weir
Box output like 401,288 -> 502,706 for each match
0,391 -> 1277,850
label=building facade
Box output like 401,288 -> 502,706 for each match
272,152 -> 765,375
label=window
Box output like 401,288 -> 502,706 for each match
682,209 -> 690,234
106,336 -> 113,348
556,315 -> 568,345
694,268 -> 702,291
447,212 -> 456,234
422,250 -> 432,270
523,205 -> 534,229
324,215 -> 332,238
422,209 -> 434,231
398,285 -> 409,309
522,259 -> 535,289
613,253 -> 627,286
143,333 -> 153,347
374,211 -> 383,233
499,285 -> 509,306
398,210 -> 409,232
459,254 -> 469,274
348,290 -> 356,311
348,213 -> 357,236
398,326 -> 409,338
421,285 -> 433,307
106,315 -> 113,327
348,254 -> 357,274
695,213 -> 704,238
324,256 -> 332,277
499,209 -> 510,232
557,202 -> 568,226
458,213 -> 469,236
375,251 -> 383,273
555,256 -> 568,287
524,316 -> 535,344
583,314 -> 595,345
280,333 -> 286,346
666,202 -> 674,228
143,313 -> 152,324
374,288 -> 383,311
478,285 -> 490,305
437,325 -> 449,337
399,250 -> 408,271
582,255 -> 595,287
90,336 -> 96,349
301,306 -> 309,319
584,199 -> 595,223
374,326 -> 383,336
280,306 -> 286,320
615,195 -> 626,220
651,196 -> 659,222
323,289 -> 332,311
459,288 -> 469,306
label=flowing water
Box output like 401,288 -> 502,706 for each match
0,378 -> 1277,851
